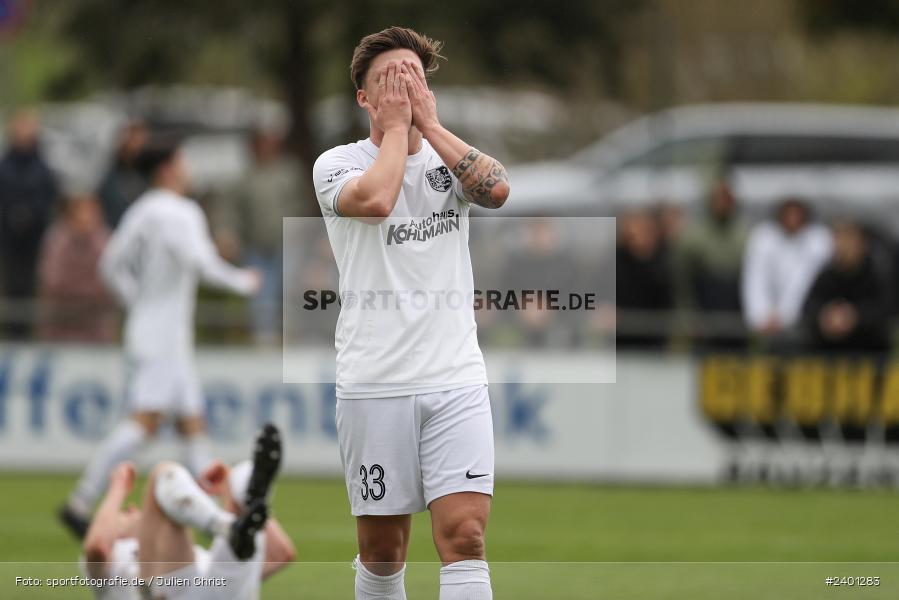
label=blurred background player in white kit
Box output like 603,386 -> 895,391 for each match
59,138 -> 262,538
80,424 -> 294,600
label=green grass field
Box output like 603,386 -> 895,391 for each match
0,473 -> 897,598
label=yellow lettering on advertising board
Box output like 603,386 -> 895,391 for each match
783,359 -> 827,426
831,360 -> 874,426
879,363 -> 899,425
701,357 -> 741,423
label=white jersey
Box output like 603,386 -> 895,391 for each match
79,535 -> 265,600
101,188 -> 256,361
313,138 -> 487,399
78,538 -> 141,600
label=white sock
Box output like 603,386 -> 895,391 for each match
184,433 -> 213,478
69,420 -> 147,515
153,462 -> 234,537
439,560 -> 492,600
353,555 -> 407,600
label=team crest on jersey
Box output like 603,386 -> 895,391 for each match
425,166 -> 452,192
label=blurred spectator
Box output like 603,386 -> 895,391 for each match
616,209 -> 674,349
657,202 -> 687,246
0,109 -> 58,338
502,219 -> 578,347
674,182 -> 748,347
216,128 -> 304,344
37,194 -> 117,343
98,120 -> 149,228
742,198 -> 832,340
290,232 -> 340,344
802,221 -> 892,353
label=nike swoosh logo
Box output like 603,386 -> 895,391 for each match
466,470 -> 490,479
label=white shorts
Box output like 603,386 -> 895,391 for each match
81,534 -> 263,600
125,357 -> 204,417
147,534 -> 264,600
336,384 -> 495,516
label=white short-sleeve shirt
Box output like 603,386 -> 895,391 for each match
101,189 -> 256,362
312,138 -> 487,399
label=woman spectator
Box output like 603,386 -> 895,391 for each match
38,194 -> 117,343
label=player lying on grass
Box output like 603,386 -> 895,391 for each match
81,424 -> 294,600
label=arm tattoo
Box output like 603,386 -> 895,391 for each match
451,148 -> 509,209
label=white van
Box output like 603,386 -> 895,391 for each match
503,103 -> 899,230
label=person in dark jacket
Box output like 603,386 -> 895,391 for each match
0,109 -> 59,338
97,119 -> 149,229
802,221 -> 892,354
616,209 -> 674,349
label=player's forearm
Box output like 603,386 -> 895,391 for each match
349,127 -> 409,217
99,252 -> 137,307
199,258 -> 256,296
421,124 -> 509,209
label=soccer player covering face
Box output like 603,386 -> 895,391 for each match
312,27 -> 510,600
60,139 -> 262,538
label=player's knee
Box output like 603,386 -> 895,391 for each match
149,460 -> 179,480
132,413 -> 162,437
359,542 -> 405,566
281,542 -> 298,564
176,417 -> 205,436
82,537 -> 108,565
358,532 -> 406,566
441,518 -> 486,560
146,461 -> 180,501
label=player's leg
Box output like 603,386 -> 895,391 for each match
177,415 -> 213,477
353,515 -> 410,599
430,493 -> 492,599
337,396 -> 424,599
357,515 -> 411,572
220,423 -> 281,560
139,460 -> 269,576
226,425 -> 296,576
420,385 -> 495,599
62,357 -> 177,535
137,461 -> 204,579
175,363 -> 213,477
138,460 -> 263,600
82,462 -> 138,578
61,411 -> 161,536
203,425 -> 286,598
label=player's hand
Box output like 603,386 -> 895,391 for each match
820,301 -> 857,338
761,315 -> 782,335
245,267 -> 263,295
363,61 -> 411,134
402,60 -> 439,134
110,462 -> 136,493
199,460 -> 230,497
